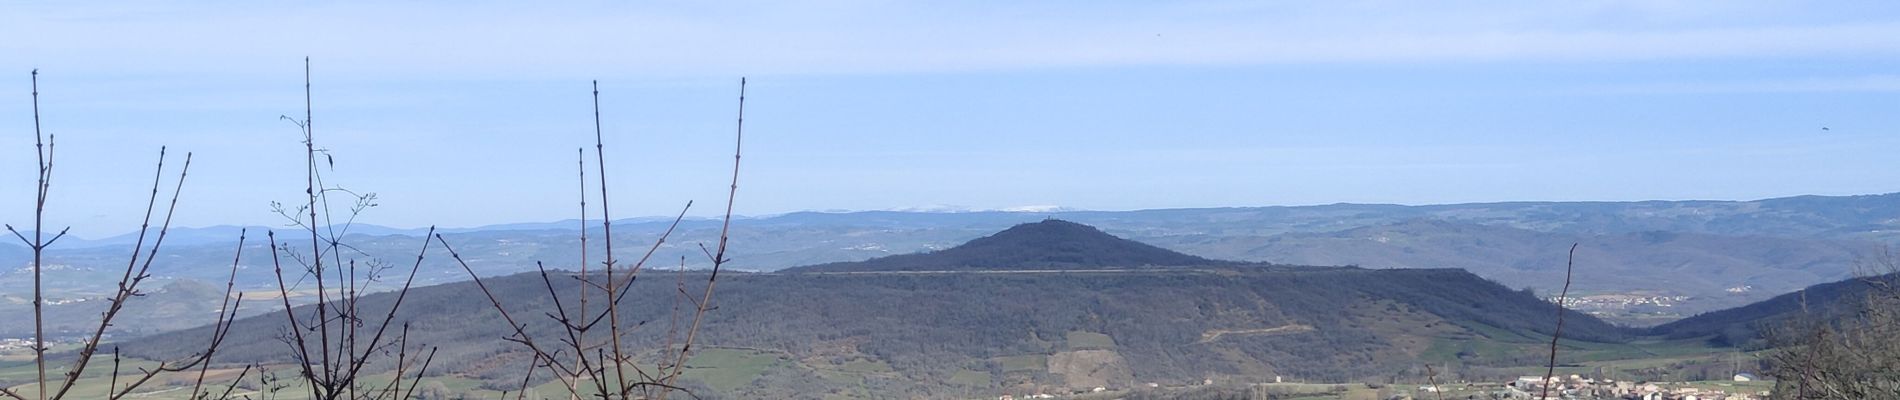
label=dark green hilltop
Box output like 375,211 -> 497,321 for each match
1649,272 -> 1900,347
788,219 -> 1239,272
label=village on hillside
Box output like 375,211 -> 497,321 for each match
988,373 -> 1775,400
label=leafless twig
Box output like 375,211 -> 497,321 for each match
6,69 -> 252,400
1539,243 -> 1578,400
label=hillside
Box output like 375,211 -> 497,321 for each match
12,193 -> 1890,339
120,221 -> 1637,398
1206,219 -> 1866,322
0,278 -> 265,339
127,267 -> 1633,398
1649,272 -> 1900,347
788,219 -> 1233,272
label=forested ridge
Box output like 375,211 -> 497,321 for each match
119,220 -> 1634,397
125,266 -> 1628,396
1649,272 -> 1900,347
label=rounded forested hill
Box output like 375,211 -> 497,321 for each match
788,219 -> 1237,272
1649,272 -> 1900,347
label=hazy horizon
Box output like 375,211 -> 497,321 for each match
13,190 -> 1898,242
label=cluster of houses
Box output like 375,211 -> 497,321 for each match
1488,374 -> 1768,400
0,337 -> 31,351
994,386 -> 1104,400
986,374 -> 1777,400
1553,294 -> 1691,310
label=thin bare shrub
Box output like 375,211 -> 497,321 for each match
1766,246 -> 1900,399
1539,243 -> 1578,400
2,71 -> 251,400
264,58 -> 437,400
440,78 -> 747,400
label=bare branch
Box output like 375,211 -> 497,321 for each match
1539,243 -> 1578,400
659,77 -> 747,398
54,151 -> 193,400
27,68 -> 51,400
190,230 -> 251,399
438,234 -> 584,393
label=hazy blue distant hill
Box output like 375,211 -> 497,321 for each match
789,219 -> 1235,272
0,278 -> 265,339
0,242 -> 24,269
13,193 -> 1897,336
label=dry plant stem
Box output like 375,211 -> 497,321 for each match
581,81 -> 682,396
300,57 -> 338,393
1539,243 -> 1578,400
569,147 -> 589,400
267,231 -> 320,399
7,73 -> 247,400
109,352 -> 120,394
190,230 -> 251,398
437,234 -> 584,394
467,79 -> 741,400
461,201 -> 691,399
106,294 -> 245,400
335,227 -> 436,391
267,226 -> 435,399
6,69 -> 65,400
589,80 -> 634,396
213,365 -> 255,400
369,325 -> 435,400
372,326 -> 413,397
29,70 -> 50,400
532,262 -> 613,397
1424,364 -> 1444,400
513,361 -> 539,400
597,202 -> 691,321
264,58 -> 433,400
566,203 -> 694,397
488,118 -> 698,399
530,262 -> 600,393
53,151 -> 192,399
28,71 -> 52,400
662,256 -> 686,371
400,347 -> 437,400
658,77 -> 747,398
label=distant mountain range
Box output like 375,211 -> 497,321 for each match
30,192 -> 1900,249
7,192 -> 1898,334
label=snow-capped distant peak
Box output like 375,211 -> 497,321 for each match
998,205 -> 1079,213
871,205 -> 1082,213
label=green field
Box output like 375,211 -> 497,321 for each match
0,336 -> 1754,399
996,354 -> 1046,373
674,347 -> 786,392
948,369 -> 990,387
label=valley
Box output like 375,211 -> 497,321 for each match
3,212 -> 1894,398
5,193 -> 1895,339
85,220 -> 1788,399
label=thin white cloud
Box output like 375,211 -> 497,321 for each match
1586,75 -> 1900,94
4,1 -> 1899,79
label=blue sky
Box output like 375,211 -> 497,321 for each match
4,1 -> 1900,237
